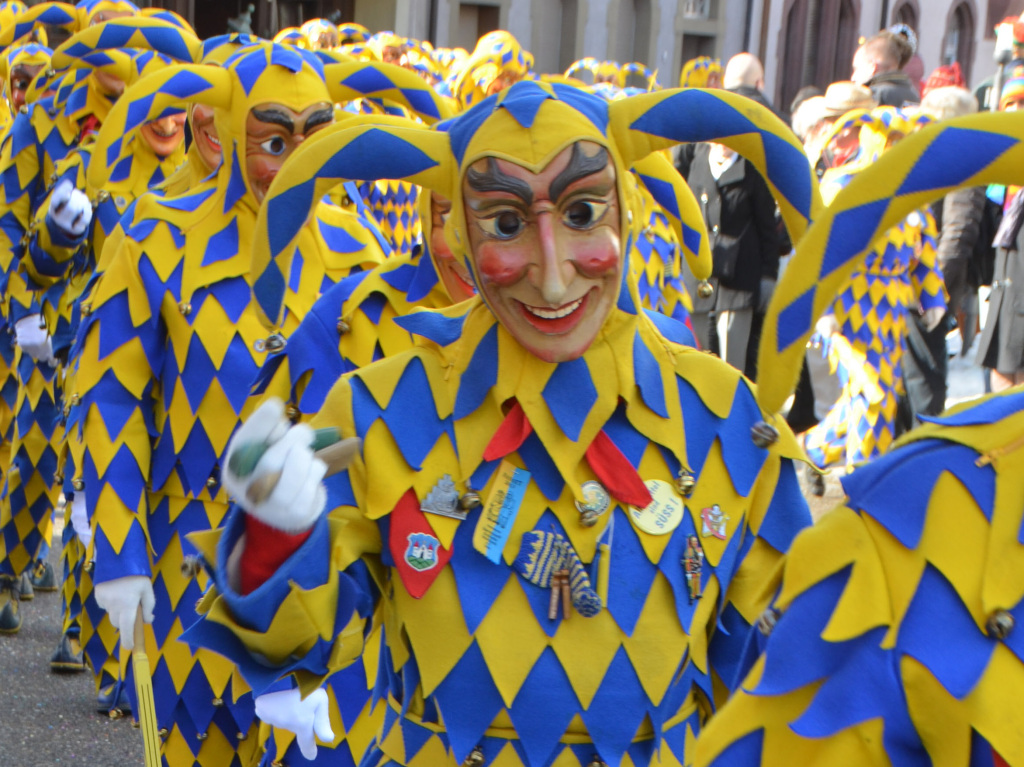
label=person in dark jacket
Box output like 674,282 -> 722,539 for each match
685,141 -> 780,370
852,31 -> 920,107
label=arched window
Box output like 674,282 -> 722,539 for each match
891,0 -> 918,31
944,1 -> 975,84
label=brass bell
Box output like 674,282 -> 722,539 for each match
986,609 -> 1015,640
212,697 -> 223,707
579,508 -> 599,527
158,728 -> 169,740
236,732 -> 247,741
72,478 -> 85,491
180,556 -> 203,578
264,333 -> 286,353
178,301 -> 191,316
196,732 -> 208,741
285,403 -> 300,422
462,747 -> 485,767
80,304 -> 92,317
459,492 -> 481,511
587,758 -> 607,767
69,393 -> 81,406
336,318 -> 350,334
53,472 -> 64,485
96,190 -> 110,203
84,560 -> 95,574
751,420 -> 779,449
756,607 -> 781,636
675,470 -> 695,497
697,280 -> 713,299
206,474 -> 217,488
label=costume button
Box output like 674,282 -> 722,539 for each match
458,492 -> 481,511
180,556 -> 202,578
986,609 -> 1014,640
178,302 -> 191,316
336,318 -> 350,334
751,420 -> 779,448
462,747 -> 485,767
72,479 -> 85,491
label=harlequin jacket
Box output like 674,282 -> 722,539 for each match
184,80 -> 822,767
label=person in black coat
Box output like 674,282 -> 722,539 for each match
684,141 -> 780,370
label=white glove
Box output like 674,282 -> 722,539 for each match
48,179 -> 92,237
94,575 -> 155,650
814,314 -> 839,338
255,688 -> 334,760
221,399 -> 327,534
757,277 -> 776,314
922,306 -> 946,333
14,314 -> 54,363
70,493 -> 91,549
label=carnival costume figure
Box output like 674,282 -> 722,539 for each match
183,81 -> 819,767
695,109 -> 1024,765
69,43 -> 448,766
802,108 -> 946,472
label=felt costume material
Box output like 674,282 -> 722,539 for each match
69,44 -> 449,766
187,80 -> 819,767
696,389 -> 1024,766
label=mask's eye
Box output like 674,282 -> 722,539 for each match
564,200 -> 609,230
13,79 -> 29,91
479,210 -> 525,240
259,136 -> 288,156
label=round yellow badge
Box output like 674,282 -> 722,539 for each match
628,479 -> 684,535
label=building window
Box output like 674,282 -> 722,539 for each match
558,0 -> 578,72
944,2 -> 975,83
457,2 -> 501,50
891,0 -> 919,30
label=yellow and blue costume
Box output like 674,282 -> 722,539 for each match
68,43 -> 449,765
700,107 -> 1024,767
27,25 -> 198,703
186,81 -> 819,767
0,2 -> 169,613
679,57 -> 722,89
802,109 -> 946,471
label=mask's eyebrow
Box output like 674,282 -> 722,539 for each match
301,108 -> 334,133
250,108 -> 294,132
466,157 -> 533,205
549,143 -> 610,201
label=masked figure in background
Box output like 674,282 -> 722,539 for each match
0,41 -> 50,128
695,110 -> 1024,767
0,0 -> 163,634
679,57 -> 722,89
66,43 -> 448,765
802,108 -> 946,483
22,19 -> 198,705
183,81 -> 817,767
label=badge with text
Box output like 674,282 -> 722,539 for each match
473,460 -> 531,564
700,504 -> 729,539
390,490 -> 453,598
628,479 -> 684,535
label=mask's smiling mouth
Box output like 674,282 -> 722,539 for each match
517,292 -> 589,333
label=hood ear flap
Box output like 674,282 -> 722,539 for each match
630,152 -> 712,283
322,61 -> 454,124
757,111 -> 1024,415
49,16 -> 202,70
87,63 -> 232,190
609,87 -> 822,246
0,2 -> 78,49
252,116 -> 454,329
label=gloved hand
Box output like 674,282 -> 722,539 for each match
757,277 -> 776,314
254,688 -> 334,760
94,575 -> 155,650
47,179 -> 92,237
922,306 -> 946,333
221,399 -> 327,534
14,314 -> 54,363
814,313 -> 839,338
70,493 -> 91,549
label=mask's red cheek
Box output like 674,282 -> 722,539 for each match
573,241 -> 620,279
476,243 -> 531,287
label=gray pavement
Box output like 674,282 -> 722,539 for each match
0,522 -> 144,766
